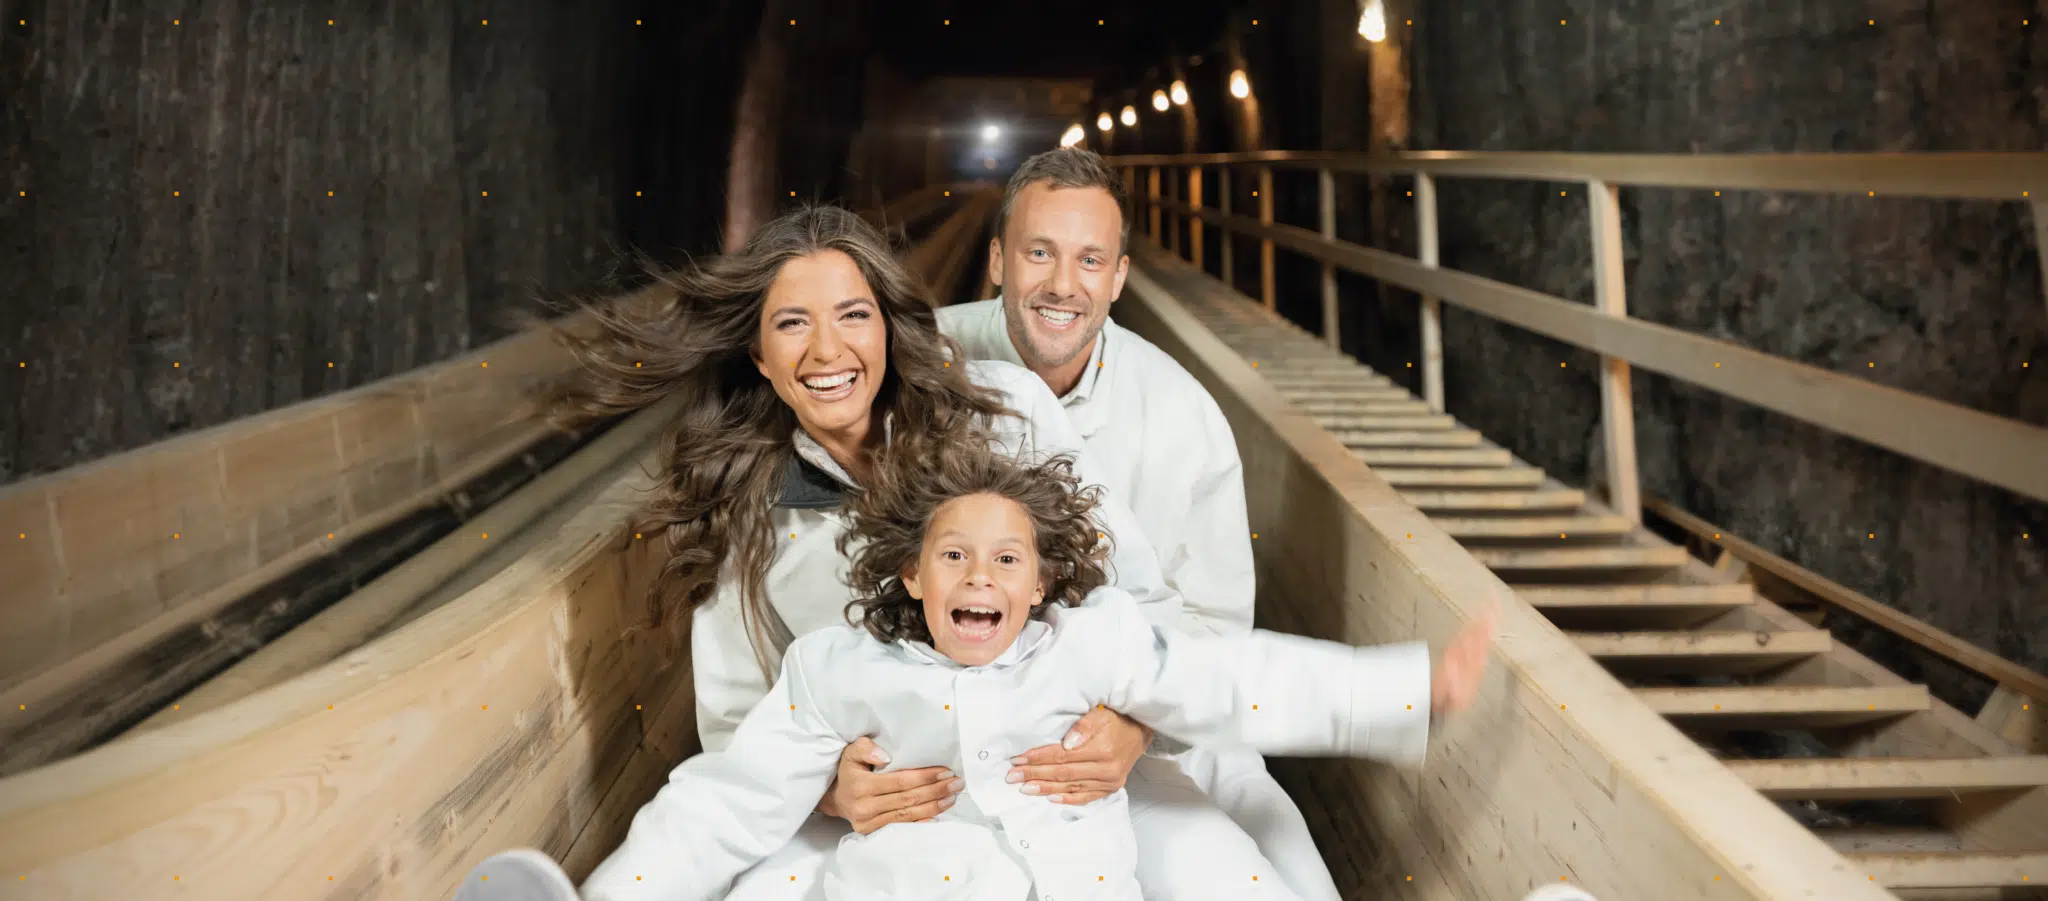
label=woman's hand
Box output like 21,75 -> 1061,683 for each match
817,737 -> 963,835
1431,605 -> 1498,716
1007,706 -> 1152,805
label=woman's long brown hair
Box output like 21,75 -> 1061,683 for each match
540,205 -> 1012,678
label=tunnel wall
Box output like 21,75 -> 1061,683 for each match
0,0 -> 761,486
1116,0 -> 2048,703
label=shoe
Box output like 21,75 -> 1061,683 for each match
454,849 -> 581,901
1521,886 -> 1599,901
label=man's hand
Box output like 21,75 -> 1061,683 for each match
1431,605 -> 1497,716
1006,706 -> 1151,805
816,737 -> 963,835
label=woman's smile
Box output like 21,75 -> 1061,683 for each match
754,249 -> 889,461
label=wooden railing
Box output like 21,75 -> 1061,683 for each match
1107,151 -> 2048,527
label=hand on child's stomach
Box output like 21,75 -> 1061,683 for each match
819,736 -> 964,835
1007,706 -> 1151,806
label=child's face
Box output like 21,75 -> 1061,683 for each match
901,492 -> 1047,666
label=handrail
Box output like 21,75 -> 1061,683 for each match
1139,193 -> 2048,504
1105,151 -> 2046,200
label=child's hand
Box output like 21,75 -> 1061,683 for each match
1430,604 -> 1497,716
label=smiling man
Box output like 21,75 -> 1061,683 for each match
936,148 -> 1345,901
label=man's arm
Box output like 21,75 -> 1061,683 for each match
1086,600 -> 1434,767
1157,392 -> 1257,637
583,640 -> 847,901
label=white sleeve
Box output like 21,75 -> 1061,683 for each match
1086,600 -> 1433,767
690,579 -> 776,754
583,641 -> 848,901
1158,392 -> 1256,637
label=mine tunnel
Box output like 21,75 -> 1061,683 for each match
1,1 -> 2045,899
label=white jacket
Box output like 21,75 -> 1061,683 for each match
685,359 -> 1248,759
581,588 -> 1431,901
937,300 -> 1255,639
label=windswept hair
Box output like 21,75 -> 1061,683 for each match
536,204 -> 1013,677
839,449 -> 1112,644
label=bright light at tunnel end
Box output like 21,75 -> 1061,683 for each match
1359,0 -> 1387,42
981,124 -> 1001,143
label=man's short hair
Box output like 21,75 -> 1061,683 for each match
995,147 -> 1131,255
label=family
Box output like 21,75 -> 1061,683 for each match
453,148 -> 1537,901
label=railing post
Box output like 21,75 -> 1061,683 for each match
1189,166 -> 1205,271
1318,167 -> 1338,348
1219,167 -> 1234,288
1588,178 -> 1641,524
2033,201 -> 2048,322
1166,166 -> 1182,258
1147,167 -> 1162,245
1416,173 -> 1444,412
1258,166 -> 1275,310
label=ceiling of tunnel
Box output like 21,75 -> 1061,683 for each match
870,0 -> 1242,81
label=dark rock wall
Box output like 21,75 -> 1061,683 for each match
1403,1 -> 2048,686
0,0 -> 763,484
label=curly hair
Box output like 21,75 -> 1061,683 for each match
536,205 -> 1015,678
839,449 -> 1112,644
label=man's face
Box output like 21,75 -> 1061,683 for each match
988,182 -> 1130,374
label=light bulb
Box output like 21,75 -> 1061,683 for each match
1151,90 -> 1169,112
1169,80 -> 1189,106
1359,0 -> 1387,42
982,124 -> 1001,142
1060,125 -> 1085,147
1120,106 -> 1138,126
1229,69 -> 1251,99
1097,112 -> 1114,131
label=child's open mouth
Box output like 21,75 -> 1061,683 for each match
949,606 -> 1003,642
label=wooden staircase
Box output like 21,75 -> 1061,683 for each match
1163,272 -> 2048,900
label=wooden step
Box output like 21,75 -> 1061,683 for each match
1323,415 -> 1458,432
1260,369 -> 1392,383
1379,468 -> 1547,489
1353,448 -> 1512,468
1516,583 -> 1754,610
1845,850 -> 2048,889
1273,386 -> 1413,403
1635,685 -> 1931,729
1723,756 -> 2048,801
1293,399 -> 1435,416
1402,487 -> 1588,512
1338,430 -> 1485,448
1437,515 -> 1634,539
1468,544 -> 1690,570
1571,629 -> 1831,673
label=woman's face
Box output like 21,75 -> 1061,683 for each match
754,249 -> 889,446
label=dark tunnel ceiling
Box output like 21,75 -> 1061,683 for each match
872,0 -> 1241,81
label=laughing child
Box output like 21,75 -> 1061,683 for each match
464,448 -> 1496,901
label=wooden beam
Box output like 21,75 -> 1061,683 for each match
1436,515 -> 1636,540
1644,495 -> 2048,704
1376,467 -> 1546,489
1416,172 -> 1445,412
1469,545 -> 1690,570
1151,197 -> 2048,504
1110,150 -> 2045,200
1572,629 -> 1832,673
1400,486 -> 1588,512
1188,166 -> 1204,269
1514,584 -> 1754,610
1334,429 -> 1484,448
1635,685 -> 1931,729
1845,850 -> 2048,889
1257,166 -> 1275,309
1318,167 -> 1338,347
1322,415 -> 1459,432
1587,178 -> 1641,525
1218,166 -> 1233,286
1725,757 -> 2048,802
1350,447 -> 1513,467
1117,253 -> 1894,901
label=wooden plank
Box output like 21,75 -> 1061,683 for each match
1291,399 -> 1435,416
1724,758 -> 2048,801
1587,178 -> 1642,526
1323,415 -> 1459,431
1645,496 -> 2048,704
1437,515 -> 1634,539
1119,257 -> 1893,901
1636,685 -> 1931,729
1417,172 -> 1445,412
1271,385 -> 1413,402
1351,447 -> 1512,467
1108,150 -> 2045,200
1469,544 -> 1690,570
1257,166 -> 1275,309
1400,487 -> 1588,512
1515,584 -> 1755,610
1318,167 -> 1338,346
1152,197 -> 2048,504
1336,429 -> 1484,448
1845,851 -> 2048,889
1377,467 -> 1546,489
1977,686 -> 2048,754
1572,629 -> 1832,673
